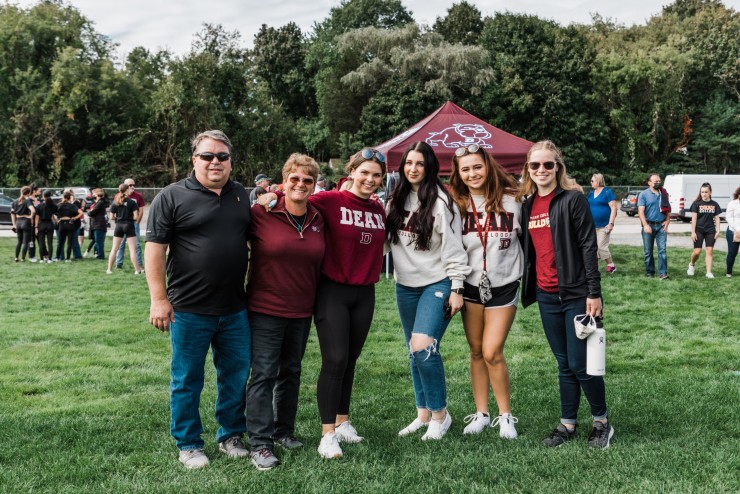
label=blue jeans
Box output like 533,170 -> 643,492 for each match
727,229 -> 739,275
72,226 -> 82,259
395,279 -> 452,412
641,222 -> 668,276
170,309 -> 251,450
116,222 -> 143,268
93,229 -> 106,259
536,289 -> 607,423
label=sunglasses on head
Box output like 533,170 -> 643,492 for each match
288,176 -> 315,185
194,152 -> 231,162
454,144 -> 481,157
527,161 -> 557,171
361,148 -> 386,164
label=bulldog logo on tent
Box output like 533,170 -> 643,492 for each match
426,123 -> 493,149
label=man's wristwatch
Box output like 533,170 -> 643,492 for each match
451,288 -> 464,295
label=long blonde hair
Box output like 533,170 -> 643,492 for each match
516,140 -> 580,200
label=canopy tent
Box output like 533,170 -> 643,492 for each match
375,101 -> 532,176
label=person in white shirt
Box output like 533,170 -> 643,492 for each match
386,141 -> 470,441
725,187 -> 740,277
448,144 -> 521,439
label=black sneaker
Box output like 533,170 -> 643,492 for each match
542,423 -> 577,447
275,435 -> 304,449
250,447 -> 280,471
587,421 -> 614,449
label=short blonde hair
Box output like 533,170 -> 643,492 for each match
591,173 -> 605,187
282,153 -> 320,181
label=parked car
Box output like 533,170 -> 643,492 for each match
51,186 -> 94,207
0,193 -> 14,225
620,189 -> 642,217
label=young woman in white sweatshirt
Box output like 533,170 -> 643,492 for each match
386,141 -> 470,441
448,144 -> 521,439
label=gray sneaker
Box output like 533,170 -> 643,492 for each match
250,447 -> 280,470
218,436 -> 249,457
587,421 -> 614,449
542,423 -> 577,447
275,435 -> 304,449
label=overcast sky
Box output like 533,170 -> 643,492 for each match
9,0 -> 740,59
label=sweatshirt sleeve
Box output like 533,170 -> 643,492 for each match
436,198 -> 471,290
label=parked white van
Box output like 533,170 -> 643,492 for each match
664,174 -> 740,221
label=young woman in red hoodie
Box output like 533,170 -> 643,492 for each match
260,148 -> 386,460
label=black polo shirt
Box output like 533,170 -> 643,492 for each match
146,174 -> 251,315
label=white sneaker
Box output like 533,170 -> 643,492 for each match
687,263 -> 695,276
705,272 -> 714,279
462,412 -> 490,435
317,432 -> 343,459
398,418 -> 429,437
422,411 -> 452,441
106,270 -> 113,274
218,436 -> 249,457
83,252 -> 89,258
29,257 -> 38,263
334,421 -> 363,443
491,413 -> 519,439
179,448 -> 209,469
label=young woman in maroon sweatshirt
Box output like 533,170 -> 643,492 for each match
260,148 -> 386,460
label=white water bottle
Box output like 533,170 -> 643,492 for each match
586,324 -> 606,376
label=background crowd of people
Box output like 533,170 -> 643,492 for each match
9,179 -> 146,272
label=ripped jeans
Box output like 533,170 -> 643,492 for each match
395,279 -> 452,412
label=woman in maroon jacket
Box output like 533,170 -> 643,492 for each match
260,148 -> 386,460
245,154 -> 325,471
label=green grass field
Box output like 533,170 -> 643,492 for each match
0,238 -> 738,493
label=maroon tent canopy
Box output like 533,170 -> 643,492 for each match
375,101 -> 532,175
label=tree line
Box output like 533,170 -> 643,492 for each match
0,0 -> 737,188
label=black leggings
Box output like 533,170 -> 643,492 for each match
37,220 -> 55,259
314,278 -> 375,424
14,217 -> 33,259
56,221 -> 76,260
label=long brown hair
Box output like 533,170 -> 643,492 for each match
115,183 -> 129,206
449,147 -> 518,218
516,140 -> 580,201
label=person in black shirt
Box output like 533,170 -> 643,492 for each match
687,183 -> 722,279
87,188 -> 109,260
55,191 -> 83,262
34,190 -> 58,263
145,130 -> 252,470
11,186 -> 36,262
106,183 -> 141,274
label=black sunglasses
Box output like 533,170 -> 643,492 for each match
361,148 -> 386,164
527,161 -> 557,171
194,152 -> 231,162
454,144 -> 481,157
288,176 -> 315,185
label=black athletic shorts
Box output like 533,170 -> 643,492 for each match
463,279 -> 520,308
693,230 -> 716,249
113,222 -> 136,238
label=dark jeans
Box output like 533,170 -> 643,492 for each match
246,312 -> 311,450
93,229 -> 106,259
536,289 -> 607,424
727,228 -> 739,275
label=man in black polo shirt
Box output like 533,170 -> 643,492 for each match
145,129 -> 252,469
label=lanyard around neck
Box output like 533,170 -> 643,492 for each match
470,197 -> 491,273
